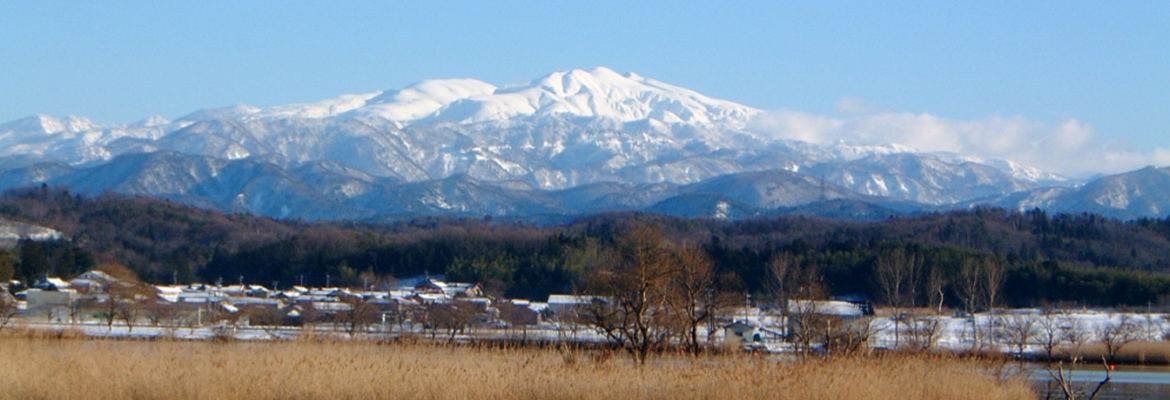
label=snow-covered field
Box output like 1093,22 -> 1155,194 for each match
867,309 -> 1167,354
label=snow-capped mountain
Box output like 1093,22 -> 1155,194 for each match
0,67 -> 1162,221
189,67 -> 760,128
975,166 -> 1170,220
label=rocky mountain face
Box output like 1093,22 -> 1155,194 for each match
0,67 -> 1163,221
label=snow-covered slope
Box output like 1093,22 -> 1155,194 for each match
9,67 -> 1161,221
419,67 -> 759,127
175,67 -> 760,129
0,218 -> 63,243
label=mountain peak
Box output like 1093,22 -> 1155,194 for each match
156,68 -> 758,128
424,67 -> 760,126
179,104 -> 264,121
519,67 -> 634,97
133,115 -> 172,127
0,114 -> 100,134
349,78 -> 497,121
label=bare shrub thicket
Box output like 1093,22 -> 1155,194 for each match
823,316 -> 878,356
904,313 -> 945,352
1036,311 -> 1072,362
1098,314 -> 1139,363
581,224 -> 678,364
581,223 -> 733,363
771,253 -> 829,356
996,314 -> 1038,359
334,294 -> 380,337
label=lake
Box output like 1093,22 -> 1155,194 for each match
1029,364 -> 1170,400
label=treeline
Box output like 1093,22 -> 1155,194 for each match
3,186 -> 1170,308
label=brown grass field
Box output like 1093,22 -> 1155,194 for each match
0,334 -> 1035,400
1054,340 -> 1170,365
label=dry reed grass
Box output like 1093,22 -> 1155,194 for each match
0,337 -> 1035,400
1057,340 -> 1170,365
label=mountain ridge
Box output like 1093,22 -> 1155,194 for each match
1,67 -> 1164,221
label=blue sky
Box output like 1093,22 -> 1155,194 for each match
2,1 -> 1167,175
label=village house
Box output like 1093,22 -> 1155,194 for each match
25,288 -> 77,320
723,320 -> 762,345
546,294 -> 604,317
412,278 -> 484,299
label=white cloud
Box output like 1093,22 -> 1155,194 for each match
747,110 -> 843,144
748,101 -> 1167,178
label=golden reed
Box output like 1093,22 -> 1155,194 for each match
0,337 -> 1034,400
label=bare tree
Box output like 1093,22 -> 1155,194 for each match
1047,357 -> 1113,400
112,282 -> 156,332
1099,314 -> 1139,364
779,261 -> 829,356
582,223 -> 678,365
956,258 -> 983,315
95,281 -> 154,332
144,300 -> 178,327
997,314 -> 1039,359
823,316 -> 877,356
666,244 -> 716,356
1036,310 -> 1070,362
0,289 -> 17,331
496,300 -> 538,342
704,272 -> 744,345
904,312 -> 945,352
767,253 -> 797,318
335,294 -> 380,337
982,257 -> 1006,311
874,247 -> 922,348
787,300 -> 830,356
925,263 -> 947,315
1064,317 -> 1092,362
424,301 -> 481,342
244,305 -> 288,340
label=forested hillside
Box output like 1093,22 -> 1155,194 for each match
3,185 -> 1170,308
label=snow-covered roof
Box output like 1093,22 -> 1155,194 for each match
387,290 -> 413,299
230,297 -> 282,306
76,270 -> 116,282
312,302 -> 352,312
547,295 -> 601,305
155,286 -> 183,295
158,294 -> 180,303
789,300 -> 865,317
724,320 -> 760,329
527,302 -> 549,313
396,274 -> 446,290
69,279 -> 102,288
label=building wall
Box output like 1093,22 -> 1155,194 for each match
25,289 -> 76,317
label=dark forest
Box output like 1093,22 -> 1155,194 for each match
3,186 -> 1170,309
